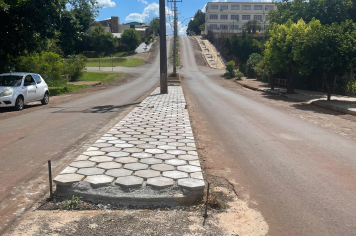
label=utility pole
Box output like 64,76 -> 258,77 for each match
168,0 -> 182,76
159,0 -> 168,94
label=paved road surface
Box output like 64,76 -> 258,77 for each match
0,37 -> 172,234
179,36 -> 356,236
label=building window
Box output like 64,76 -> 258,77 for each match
210,24 -> 218,30
265,5 -> 274,10
254,15 -> 262,21
230,25 -> 239,30
220,24 -> 228,30
242,15 -> 250,20
210,4 -> 218,10
221,5 -> 228,10
220,15 -> 228,20
254,5 -> 262,10
231,15 -> 239,20
210,14 -> 218,20
242,5 -> 251,10
231,5 -> 239,10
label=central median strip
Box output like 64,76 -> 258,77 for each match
54,86 -> 205,206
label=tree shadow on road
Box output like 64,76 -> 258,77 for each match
50,102 -> 142,114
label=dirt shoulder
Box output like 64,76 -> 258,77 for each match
128,38 -> 160,64
0,73 -> 137,121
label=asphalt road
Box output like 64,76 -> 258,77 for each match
179,36 -> 356,236
0,37 -> 172,234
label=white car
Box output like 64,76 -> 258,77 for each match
0,72 -> 50,111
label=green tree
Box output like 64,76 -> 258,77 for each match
246,53 -> 263,78
244,20 -> 261,34
269,0 -> 353,26
121,29 -> 142,51
225,31 -> 263,64
186,10 -> 205,36
149,18 -> 160,35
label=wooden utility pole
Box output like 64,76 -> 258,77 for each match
159,0 -> 168,94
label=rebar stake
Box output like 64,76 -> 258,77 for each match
48,160 -> 53,201
203,183 -> 210,218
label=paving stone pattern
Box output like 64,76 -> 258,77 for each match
54,87 -> 205,192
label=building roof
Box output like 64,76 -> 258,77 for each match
125,22 -> 144,26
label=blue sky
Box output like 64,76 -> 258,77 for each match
96,0 -> 273,35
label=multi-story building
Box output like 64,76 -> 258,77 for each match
203,2 -> 276,34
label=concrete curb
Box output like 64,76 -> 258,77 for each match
235,80 -> 356,117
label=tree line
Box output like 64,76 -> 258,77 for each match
220,0 -> 356,100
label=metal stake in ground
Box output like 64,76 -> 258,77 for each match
159,0 -> 168,94
204,182 -> 210,218
48,160 -> 53,200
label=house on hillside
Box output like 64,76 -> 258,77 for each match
98,17 -> 149,39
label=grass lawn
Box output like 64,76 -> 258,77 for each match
86,57 -> 144,67
49,84 -> 89,96
80,71 -> 125,83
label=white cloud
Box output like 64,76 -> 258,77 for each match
97,0 -> 116,8
138,0 -> 148,4
125,3 -> 187,35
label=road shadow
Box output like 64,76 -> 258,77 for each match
261,92 -> 356,119
0,104 -> 42,114
50,102 -> 142,114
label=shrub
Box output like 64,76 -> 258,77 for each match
224,60 -> 236,79
63,54 -> 87,81
254,60 -> 271,83
235,70 -> 245,80
246,53 -> 263,78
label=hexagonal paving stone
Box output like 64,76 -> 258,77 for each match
177,165 -> 201,173
115,176 -> 143,188
124,163 -> 149,171
165,159 -> 187,166
131,153 -> 152,159
128,141 -> 147,145
147,177 -> 174,189
157,145 -> 177,150
178,178 -> 205,190
82,151 -> 105,156
123,148 -> 143,153
115,157 -> 138,164
163,171 -> 189,179
84,175 -> 114,186
77,168 -> 105,176
114,143 -> 134,148
188,151 -> 198,155
140,158 -> 162,165
107,152 -> 130,158
154,154 -> 176,160
86,147 -> 99,151
60,167 -> 78,174
100,137 -> 118,141
89,156 -> 113,163
141,138 -> 158,142
95,140 -> 106,143
54,174 -> 85,186
100,147 -> 122,152
189,160 -> 200,166
179,146 -> 196,151
160,138 -> 176,142
178,155 -> 199,161
166,150 -> 186,155
145,149 -> 165,154
70,161 -> 96,168
121,137 -> 138,141
190,172 -> 204,180
97,162 -> 122,170
106,169 -> 133,178
168,142 -> 186,147
108,140 -> 126,144
151,164 -> 175,172
92,143 -> 112,148
134,170 -> 160,179
75,155 -> 89,161
149,141 -> 167,146
136,144 -> 156,149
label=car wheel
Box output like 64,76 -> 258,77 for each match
41,92 -> 49,105
14,96 -> 24,111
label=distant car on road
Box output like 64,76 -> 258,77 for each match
0,72 -> 49,111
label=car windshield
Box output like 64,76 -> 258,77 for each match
0,76 -> 23,87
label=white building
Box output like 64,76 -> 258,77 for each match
203,2 -> 276,34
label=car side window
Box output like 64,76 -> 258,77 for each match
32,74 -> 42,84
24,75 -> 36,86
